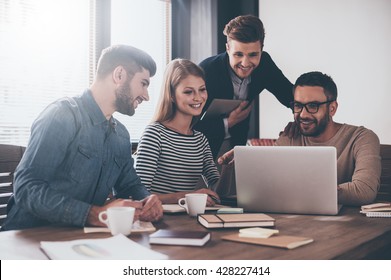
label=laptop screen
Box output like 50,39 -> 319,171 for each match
234,146 -> 339,215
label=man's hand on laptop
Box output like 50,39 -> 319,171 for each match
218,149 -> 235,165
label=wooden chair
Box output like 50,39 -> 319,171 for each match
377,144 -> 391,202
0,144 -> 26,228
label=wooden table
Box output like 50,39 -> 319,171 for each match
1,206 -> 390,259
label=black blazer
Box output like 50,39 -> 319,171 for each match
194,51 -> 293,159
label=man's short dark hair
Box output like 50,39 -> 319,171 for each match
223,15 -> 265,45
96,45 -> 156,79
294,71 -> 338,101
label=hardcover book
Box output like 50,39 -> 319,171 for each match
149,229 -> 211,246
360,202 -> 391,212
198,213 -> 275,228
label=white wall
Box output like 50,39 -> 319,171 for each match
258,0 -> 391,144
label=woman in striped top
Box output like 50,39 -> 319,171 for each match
135,59 -> 220,205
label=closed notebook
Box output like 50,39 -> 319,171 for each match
149,229 -> 211,246
222,234 -> 313,249
363,212 -> 391,218
361,202 -> 391,210
198,213 -> 275,228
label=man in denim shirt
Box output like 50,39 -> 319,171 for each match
2,45 -> 163,230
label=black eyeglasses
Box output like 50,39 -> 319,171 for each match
290,100 -> 335,114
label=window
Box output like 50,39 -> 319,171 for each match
0,0 -> 90,146
111,0 -> 171,142
0,0 -> 171,146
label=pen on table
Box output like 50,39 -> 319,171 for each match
200,175 -> 221,204
210,195 -> 221,205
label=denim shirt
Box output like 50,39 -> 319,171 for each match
2,90 -> 150,230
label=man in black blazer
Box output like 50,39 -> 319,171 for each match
194,15 -> 293,159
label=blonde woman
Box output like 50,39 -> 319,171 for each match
136,59 -> 220,205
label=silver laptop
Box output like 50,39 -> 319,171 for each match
234,146 -> 340,215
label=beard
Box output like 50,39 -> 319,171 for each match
295,112 -> 329,137
115,82 -> 135,116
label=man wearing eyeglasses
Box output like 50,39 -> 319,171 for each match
276,71 -> 381,205
219,71 -> 381,206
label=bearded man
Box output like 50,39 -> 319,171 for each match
219,71 -> 381,206
2,45 -> 163,230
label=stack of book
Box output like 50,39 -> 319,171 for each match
198,213 -> 314,249
198,213 -> 275,228
360,202 -> 391,218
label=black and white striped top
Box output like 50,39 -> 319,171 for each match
135,122 -> 220,194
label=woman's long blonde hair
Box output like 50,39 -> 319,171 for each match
152,58 -> 205,125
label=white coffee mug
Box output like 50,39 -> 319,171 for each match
178,193 -> 207,217
98,206 -> 135,236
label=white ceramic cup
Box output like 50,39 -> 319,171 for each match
178,193 -> 207,217
98,206 -> 135,236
